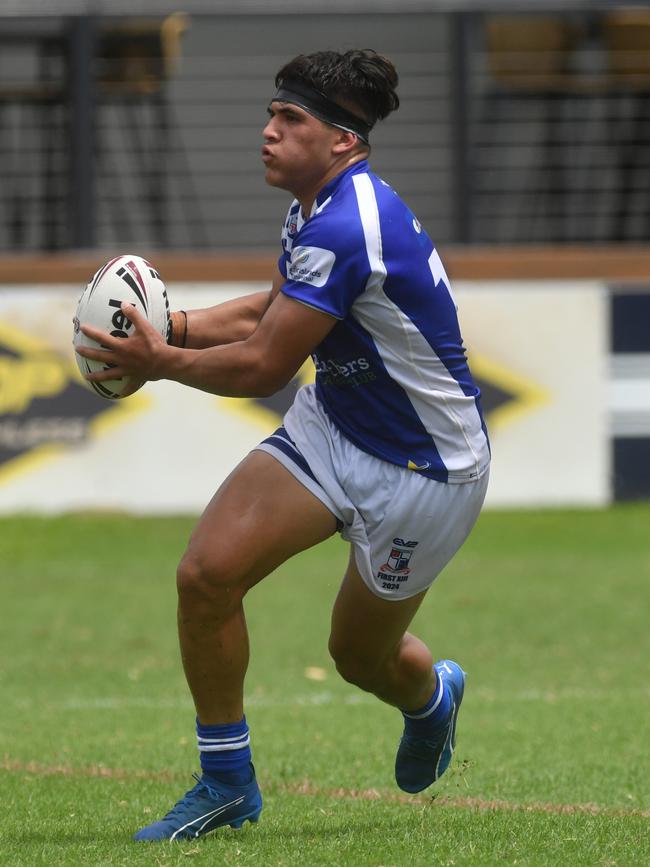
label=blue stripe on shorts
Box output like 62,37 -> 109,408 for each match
259,426 -> 343,531
261,426 -> 319,484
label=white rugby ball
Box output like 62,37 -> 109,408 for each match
73,254 -> 170,399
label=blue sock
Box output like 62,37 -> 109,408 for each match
401,672 -> 452,736
196,716 -> 253,786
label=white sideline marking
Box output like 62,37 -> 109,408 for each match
9,686 -> 649,712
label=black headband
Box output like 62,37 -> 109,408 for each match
271,78 -> 372,144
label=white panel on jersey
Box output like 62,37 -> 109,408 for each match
428,248 -> 457,309
428,248 -> 450,290
351,173 -> 489,477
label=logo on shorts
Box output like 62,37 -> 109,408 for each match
379,538 -> 419,575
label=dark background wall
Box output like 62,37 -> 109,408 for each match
1,6 -> 649,250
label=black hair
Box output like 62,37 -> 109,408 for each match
275,49 -> 399,127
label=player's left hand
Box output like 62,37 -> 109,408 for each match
77,303 -> 168,384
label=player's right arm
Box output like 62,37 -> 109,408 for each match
169,271 -> 285,349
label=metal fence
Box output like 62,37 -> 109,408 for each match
1,7 -> 649,251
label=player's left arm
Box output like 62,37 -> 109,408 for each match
169,291 -> 270,349
170,269 -> 286,349
78,289 -> 336,398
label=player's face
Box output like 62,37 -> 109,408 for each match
262,102 -> 343,202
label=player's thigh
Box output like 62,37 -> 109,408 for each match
182,449 -> 338,592
329,548 -> 427,666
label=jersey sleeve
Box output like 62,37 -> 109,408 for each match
280,212 -> 369,320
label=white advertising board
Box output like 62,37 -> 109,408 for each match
0,281 -> 607,513
455,282 -> 609,507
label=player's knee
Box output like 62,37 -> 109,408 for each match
176,550 -> 245,610
328,637 -> 381,692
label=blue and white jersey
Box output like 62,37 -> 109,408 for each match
278,160 -> 490,484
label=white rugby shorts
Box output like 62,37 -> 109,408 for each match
255,384 -> 489,601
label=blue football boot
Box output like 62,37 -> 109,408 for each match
395,659 -> 466,793
134,768 -> 262,842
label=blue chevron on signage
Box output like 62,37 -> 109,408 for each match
0,321 -> 135,480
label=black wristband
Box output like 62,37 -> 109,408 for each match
168,310 -> 188,348
179,310 -> 188,348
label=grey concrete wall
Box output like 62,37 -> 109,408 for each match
92,12 -> 455,250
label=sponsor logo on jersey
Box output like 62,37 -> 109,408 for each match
314,356 -> 370,377
313,356 -> 376,388
288,246 -> 335,288
294,249 -> 311,266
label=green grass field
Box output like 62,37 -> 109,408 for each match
1,506 -> 648,866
